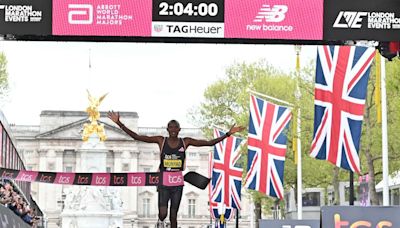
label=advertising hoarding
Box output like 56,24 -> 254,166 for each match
151,0 -> 224,38
224,0 -> 323,40
0,0 -> 52,35
322,206 -> 400,227
52,0 -> 152,36
323,0 -> 400,41
260,219 -> 320,228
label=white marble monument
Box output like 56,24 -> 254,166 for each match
61,91 -> 123,228
60,134 -> 124,228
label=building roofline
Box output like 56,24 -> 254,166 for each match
40,110 -> 139,118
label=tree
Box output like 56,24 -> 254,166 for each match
191,59 -> 334,224
360,57 -> 400,205
0,52 -> 10,105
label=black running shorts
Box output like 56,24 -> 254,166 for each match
158,186 -> 183,210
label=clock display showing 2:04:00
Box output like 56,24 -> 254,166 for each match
158,2 -> 219,17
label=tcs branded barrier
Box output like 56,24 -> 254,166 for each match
259,219 -> 320,228
321,206 -> 400,227
0,167 -> 184,187
260,206 -> 400,227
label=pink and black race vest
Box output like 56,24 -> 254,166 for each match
159,137 -> 186,172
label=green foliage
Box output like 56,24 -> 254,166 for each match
360,57 -> 400,182
385,58 -> 400,174
192,52 -> 400,210
190,58 -> 337,214
0,52 -> 9,103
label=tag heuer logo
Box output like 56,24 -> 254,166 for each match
154,24 -> 163,32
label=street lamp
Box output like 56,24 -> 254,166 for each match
207,201 -> 212,226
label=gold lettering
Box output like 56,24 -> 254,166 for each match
164,160 -> 182,168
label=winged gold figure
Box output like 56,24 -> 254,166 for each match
82,90 -> 108,141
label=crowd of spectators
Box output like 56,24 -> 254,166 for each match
0,180 -> 40,227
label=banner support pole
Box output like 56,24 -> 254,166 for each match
381,54 -> 389,206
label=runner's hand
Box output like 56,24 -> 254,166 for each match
107,111 -> 120,123
227,124 -> 245,135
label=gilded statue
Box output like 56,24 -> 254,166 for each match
82,90 -> 108,141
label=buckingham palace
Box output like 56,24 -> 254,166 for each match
9,110 -> 252,228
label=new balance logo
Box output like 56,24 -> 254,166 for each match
253,5 -> 288,23
333,11 -> 368,28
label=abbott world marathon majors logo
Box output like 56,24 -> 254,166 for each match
68,4 -> 132,25
0,4 -> 42,22
333,11 -> 400,29
247,4 -> 293,32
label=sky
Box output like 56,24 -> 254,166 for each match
0,41 -> 317,128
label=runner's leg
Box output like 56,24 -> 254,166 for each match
158,187 -> 169,222
169,186 -> 183,228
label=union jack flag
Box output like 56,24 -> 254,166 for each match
244,95 -> 292,199
210,129 -> 244,209
209,201 -> 235,223
310,45 -> 375,173
215,221 -> 225,228
208,152 -> 235,223
214,218 -> 226,228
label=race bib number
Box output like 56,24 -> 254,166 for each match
164,159 -> 182,168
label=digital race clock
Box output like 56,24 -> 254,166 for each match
159,2 -> 218,17
152,0 -> 224,22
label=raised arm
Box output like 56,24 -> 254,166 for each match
108,111 -> 164,145
185,125 -> 245,147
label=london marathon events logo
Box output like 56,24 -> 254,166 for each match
333,11 -> 400,29
0,4 -> 43,22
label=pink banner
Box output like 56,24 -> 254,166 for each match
127,173 -> 146,186
224,0 -> 323,40
15,170 -> 38,183
1,167 -> 186,187
163,171 -> 184,186
52,0 -> 152,36
91,173 -> 111,186
54,172 -> 75,185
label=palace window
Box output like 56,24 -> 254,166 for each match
143,198 -> 150,217
188,199 -> 196,218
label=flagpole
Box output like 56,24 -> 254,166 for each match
294,45 -> 303,219
247,89 -> 293,107
235,209 -> 239,228
349,172 -> 354,205
380,54 -> 389,206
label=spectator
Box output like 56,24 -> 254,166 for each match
0,180 -> 39,227
22,209 -> 34,225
